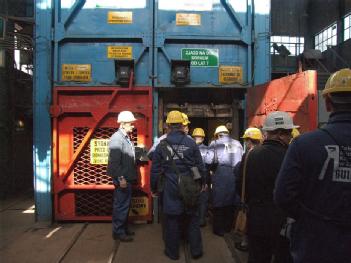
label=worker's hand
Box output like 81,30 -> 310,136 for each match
151,191 -> 158,198
118,177 -> 127,188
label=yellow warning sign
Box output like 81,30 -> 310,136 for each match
176,13 -> 201,26
129,197 -> 149,216
107,46 -> 133,59
90,139 -> 109,165
62,64 -> 91,82
219,66 -> 243,84
108,11 -> 133,24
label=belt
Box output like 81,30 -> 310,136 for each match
300,203 -> 351,227
218,164 -> 235,169
248,199 -> 274,206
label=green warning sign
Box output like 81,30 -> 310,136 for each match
181,48 -> 219,67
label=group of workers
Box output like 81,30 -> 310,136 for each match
107,68 -> 351,263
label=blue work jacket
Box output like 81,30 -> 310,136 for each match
275,111 -> 351,263
151,130 -> 206,215
205,135 -> 243,207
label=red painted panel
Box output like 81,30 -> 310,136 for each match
247,70 -> 318,133
52,86 -> 153,221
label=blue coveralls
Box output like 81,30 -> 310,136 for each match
107,129 -> 137,238
275,112 -> 351,263
198,143 -> 209,226
151,130 -> 206,260
205,134 -> 243,235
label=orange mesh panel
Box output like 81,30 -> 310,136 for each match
73,127 -> 115,185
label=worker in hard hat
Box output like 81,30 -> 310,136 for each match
182,113 -> 191,135
151,110 -> 205,260
147,112 -> 191,159
243,111 -> 298,262
234,127 -> 263,251
205,125 -> 243,236
275,68 -> 351,263
192,128 -> 209,227
107,111 -> 137,242
290,127 -> 300,143
242,127 -> 263,150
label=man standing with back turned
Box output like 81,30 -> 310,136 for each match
107,111 -> 137,242
245,111 -> 299,263
275,68 -> 351,263
151,110 -> 205,260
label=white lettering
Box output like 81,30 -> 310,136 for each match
319,145 -> 339,180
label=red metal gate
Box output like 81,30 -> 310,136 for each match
51,86 -> 153,221
247,70 -> 318,132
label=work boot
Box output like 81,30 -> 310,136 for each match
126,229 -> 135,236
192,253 -> 203,260
112,233 -> 133,242
164,250 -> 179,260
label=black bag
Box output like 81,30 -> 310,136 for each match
178,172 -> 201,208
160,138 -> 201,208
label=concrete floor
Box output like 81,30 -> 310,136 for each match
0,194 -> 248,263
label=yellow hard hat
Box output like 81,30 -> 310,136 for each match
182,113 -> 191,126
291,128 -> 300,138
166,110 -> 184,124
241,127 -> 263,140
322,68 -> 351,96
214,125 -> 229,136
192,128 -> 205,137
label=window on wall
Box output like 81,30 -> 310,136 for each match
315,23 -> 337,52
270,36 -> 304,56
344,13 -> 351,41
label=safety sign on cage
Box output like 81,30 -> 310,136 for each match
90,139 -> 109,165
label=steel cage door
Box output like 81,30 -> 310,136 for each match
51,86 -> 153,221
246,70 -> 318,132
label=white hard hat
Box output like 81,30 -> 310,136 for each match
262,111 -> 299,131
117,111 -> 136,123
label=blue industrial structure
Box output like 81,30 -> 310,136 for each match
54,0 -> 153,86
34,0 -> 270,221
154,0 -> 253,87
34,0 -> 53,221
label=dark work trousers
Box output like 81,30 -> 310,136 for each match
159,192 -> 166,241
164,213 -> 203,259
212,206 -> 236,236
247,204 -> 291,263
248,234 -> 292,263
112,184 -> 132,236
199,190 -> 209,226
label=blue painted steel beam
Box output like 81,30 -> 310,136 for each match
253,0 -> 271,85
34,0 -> 53,221
64,0 -> 86,28
221,0 -> 243,31
158,35 -> 247,43
247,0 -> 253,86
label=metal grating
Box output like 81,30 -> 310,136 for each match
75,191 -> 113,216
73,127 -> 115,185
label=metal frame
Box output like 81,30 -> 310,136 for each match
154,0 -> 255,88
253,0 -> 271,85
52,0 -> 153,86
52,86 -> 153,221
34,0 -> 53,221
34,0 -> 272,221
